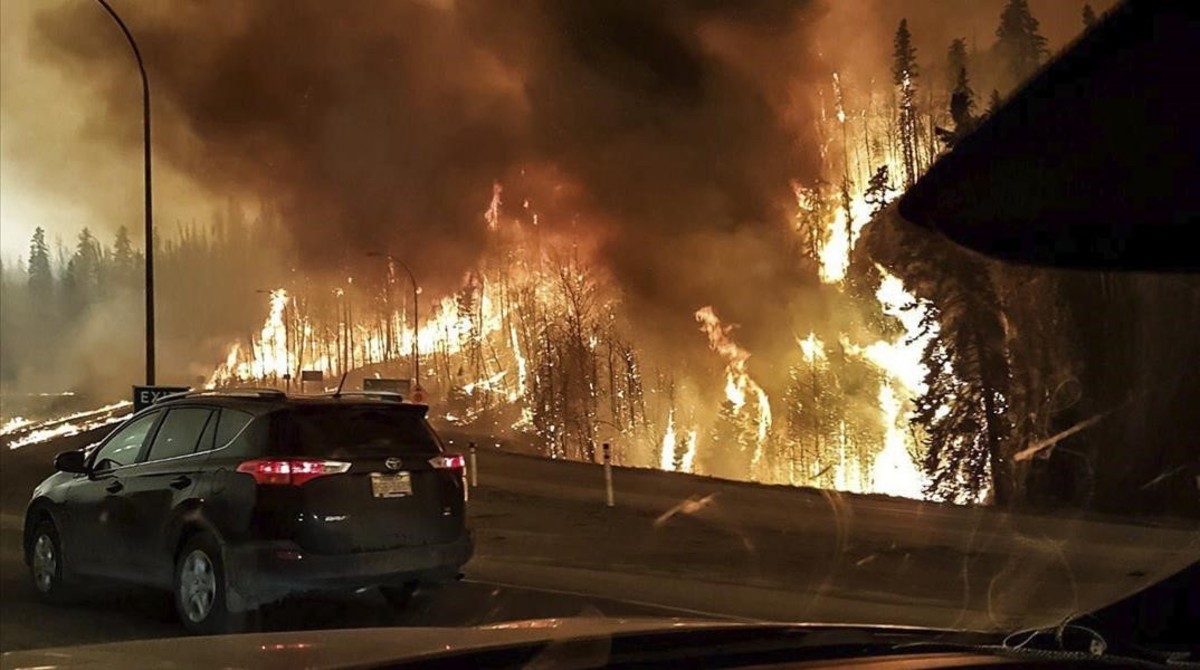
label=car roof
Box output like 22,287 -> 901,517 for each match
150,392 -> 430,417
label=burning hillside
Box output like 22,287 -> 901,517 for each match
207,87 -> 943,500
8,1 -> 1133,508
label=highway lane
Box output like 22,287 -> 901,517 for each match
0,430 -> 711,653
443,435 -> 1200,631
4,423 -> 1197,652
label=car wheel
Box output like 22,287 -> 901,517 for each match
29,519 -> 69,603
173,533 -> 245,635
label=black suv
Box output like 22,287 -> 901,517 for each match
22,390 -> 473,634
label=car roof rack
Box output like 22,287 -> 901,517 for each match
157,388 -> 287,403
323,390 -> 406,402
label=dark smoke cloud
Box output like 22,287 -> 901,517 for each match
32,0 -> 825,356
463,0 -> 827,356
36,1 -> 527,282
22,0 -> 1104,399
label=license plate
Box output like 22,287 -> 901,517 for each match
370,472 -> 412,498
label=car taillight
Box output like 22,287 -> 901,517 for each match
236,459 -> 351,486
428,454 -> 465,470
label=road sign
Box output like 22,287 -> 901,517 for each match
132,385 -> 190,412
300,370 -> 324,382
363,378 -> 411,395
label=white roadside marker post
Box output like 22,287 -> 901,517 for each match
469,442 -> 478,488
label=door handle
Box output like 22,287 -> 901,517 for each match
106,480 -> 124,494
169,475 -> 192,490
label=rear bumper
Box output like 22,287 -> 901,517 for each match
223,530 -> 473,611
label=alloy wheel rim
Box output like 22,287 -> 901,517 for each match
179,549 -> 217,623
32,533 -> 56,593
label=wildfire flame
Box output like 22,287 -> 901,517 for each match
694,306 -> 772,477
872,382 -> 925,498
4,401 -> 132,450
660,408 -> 677,471
815,190 -> 893,284
661,408 -> 700,474
485,181 -> 502,231
842,267 -> 936,397
208,289 -> 291,386
510,323 -> 527,402
205,59 -> 952,504
799,331 -> 826,363
830,262 -> 933,498
680,429 -> 699,473
833,72 -> 847,124
463,370 -> 508,395
0,417 -> 33,436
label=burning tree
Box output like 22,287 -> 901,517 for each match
866,217 -> 1013,505
784,334 -> 844,486
194,6 -> 1110,506
913,304 -> 1007,504
695,307 -> 774,481
528,260 -> 603,461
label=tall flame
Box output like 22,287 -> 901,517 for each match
208,289 -> 292,386
680,429 -> 699,473
485,181 -> 502,231
510,322 -> 527,402
843,267 -> 936,398
801,66 -> 932,498
815,190 -> 893,284
660,408 -> 677,471
799,331 -> 825,363
694,306 -> 772,475
207,67 -> 949,504
872,382 -> 925,498
832,72 -> 847,124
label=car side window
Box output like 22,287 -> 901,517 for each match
214,409 -> 254,450
143,408 -> 215,462
92,412 -> 159,472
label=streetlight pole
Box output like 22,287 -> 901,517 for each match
96,0 -> 155,384
366,252 -> 420,392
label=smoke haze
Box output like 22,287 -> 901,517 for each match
2,0 -> 1105,397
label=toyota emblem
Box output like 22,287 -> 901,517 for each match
385,457 -> 403,471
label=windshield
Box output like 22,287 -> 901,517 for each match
1,0 -> 1196,661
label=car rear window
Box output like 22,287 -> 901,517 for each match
215,409 -> 254,449
281,405 -> 441,458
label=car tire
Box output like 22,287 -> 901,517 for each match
173,533 -> 245,635
379,583 -> 418,610
28,518 -> 70,603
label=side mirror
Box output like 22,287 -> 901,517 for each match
54,450 -> 88,474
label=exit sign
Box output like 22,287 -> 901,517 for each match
132,385 -> 190,412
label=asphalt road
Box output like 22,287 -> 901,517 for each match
3,423 -> 1198,654
445,432 -> 1200,631
0,430 -> 704,653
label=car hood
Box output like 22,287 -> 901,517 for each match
1,617 -> 795,670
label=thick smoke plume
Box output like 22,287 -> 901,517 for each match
31,0 -> 825,354
10,0 -> 1104,403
